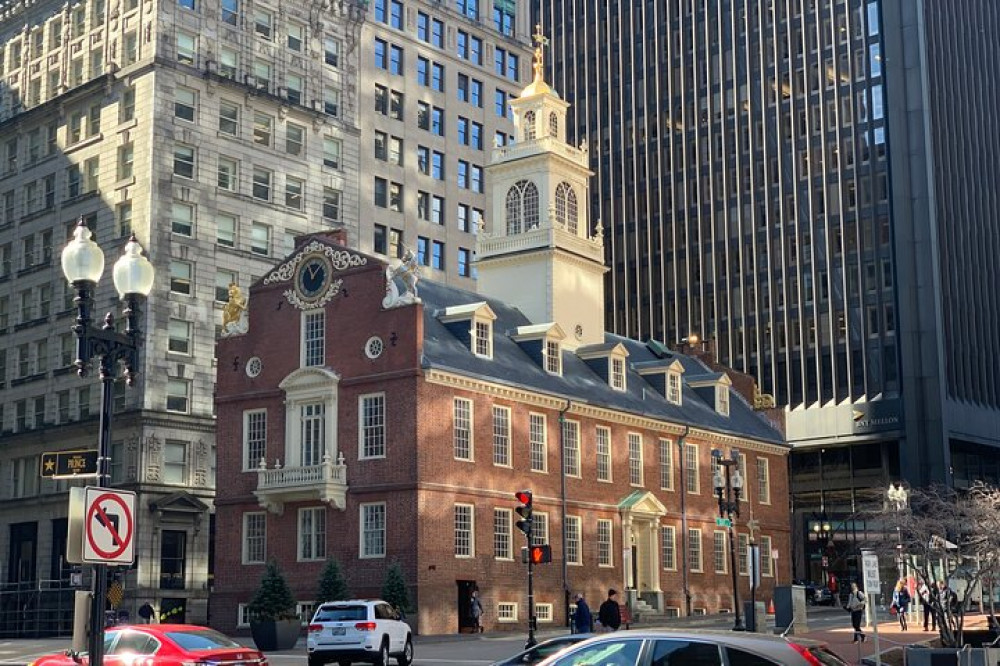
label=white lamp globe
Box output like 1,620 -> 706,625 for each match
61,222 -> 105,284
112,236 -> 155,298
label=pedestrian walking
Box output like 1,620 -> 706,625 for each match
469,589 -> 484,633
138,602 -> 155,625
918,581 -> 936,631
892,580 -> 911,631
598,589 -> 622,632
572,593 -> 593,633
846,582 -> 867,643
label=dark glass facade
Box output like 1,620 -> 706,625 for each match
536,0 -> 1000,578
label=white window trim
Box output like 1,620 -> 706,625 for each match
609,355 -> 627,391
689,527 -> 703,573
596,425 -> 612,483
660,438 -> 674,491
627,431 -> 643,487
492,405 -> 511,468
534,603 -> 553,622
685,443 -> 700,494
453,397 -> 475,462
359,501 -> 387,559
297,506 -> 327,562
565,515 -> 582,566
563,419 -> 581,478
242,512 -> 266,565
471,316 -> 493,359
597,518 -> 614,567
760,535 -> 774,577
493,507 -> 513,561
358,392 -> 387,460
662,525 -> 677,571
497,602 -> 518,622
544,338 -> 562,375
237,603 -> 251,628
300,309 -> 326,367
279,367 -> 340,468
758,457 -> 771,505
667,371 -> 683,405
716,383 -> 730,416
528,412 -> 548,473
242,408 -> 267,471
713,530 -> 728,574
454,502 -> 475,558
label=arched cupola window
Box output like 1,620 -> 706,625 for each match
549,112 -> 558,138
523,110 -> 536,141
555,182 -> 579,234
506,180 -> 540,234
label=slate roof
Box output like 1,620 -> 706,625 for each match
416,279 -> 785,446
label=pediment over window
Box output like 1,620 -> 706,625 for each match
148,491 -> 210,515
688,372 -> 732,416
279,366 -> 341,395
437,302 -> 498,358
511,323 -> 566,375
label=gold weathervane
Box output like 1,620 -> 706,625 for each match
532,23 -> 549,81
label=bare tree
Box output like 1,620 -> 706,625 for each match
863,482 -> 1000,647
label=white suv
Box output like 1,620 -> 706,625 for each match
307,599 -> 412,666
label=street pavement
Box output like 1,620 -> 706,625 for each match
0,607 -> 993,666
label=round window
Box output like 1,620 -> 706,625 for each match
365,337 -> 385,359
245,356 -> 263,377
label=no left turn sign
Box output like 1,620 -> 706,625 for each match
82,487 -> 136,565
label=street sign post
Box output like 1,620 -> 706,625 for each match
82,487 -> 136,565
41,450 -> 99,478
861,549 -> 882,666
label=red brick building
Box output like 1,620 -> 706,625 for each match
211,57 -> 789,636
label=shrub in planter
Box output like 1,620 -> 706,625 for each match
248,559 -> 300,651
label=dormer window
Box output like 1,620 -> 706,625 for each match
545,339 -> 561,375
610,356 -> 626,391
716,384 -> 730,416
473,319 -> 492,358
438,301 -> 498,361
667,371 -> 682,404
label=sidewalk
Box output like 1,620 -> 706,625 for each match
802,613 -> 994,665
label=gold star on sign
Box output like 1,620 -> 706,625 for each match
44,458 -> 56,472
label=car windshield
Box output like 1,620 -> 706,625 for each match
314,605 -> 368,622
166,629 -> 243,651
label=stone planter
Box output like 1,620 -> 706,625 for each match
249,618 -> 301,651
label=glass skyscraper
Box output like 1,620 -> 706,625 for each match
536,0 -> 1000,580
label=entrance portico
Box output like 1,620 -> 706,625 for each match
619,490 -> 667,610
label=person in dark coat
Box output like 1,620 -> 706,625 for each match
597,589 -> 622,632
138,602 -> 154,624
572,594 -> 593,633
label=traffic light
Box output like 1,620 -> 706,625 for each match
515,490 -> 532,538
528,545 -> 552,564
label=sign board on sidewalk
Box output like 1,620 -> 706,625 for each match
81,487 -> 137,565
861,550 -> 881,591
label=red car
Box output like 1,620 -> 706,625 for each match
30,624 -> 268,666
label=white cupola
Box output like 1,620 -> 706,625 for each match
477,25 -> 607,350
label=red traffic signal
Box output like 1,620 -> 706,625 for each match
515,490 -> 533,537
528,545 -> 552,564
514,490 -> 532,505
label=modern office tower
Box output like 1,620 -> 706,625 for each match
0,0 -> 362,630
536,0 -> 1000,580
356,0 -> 532,285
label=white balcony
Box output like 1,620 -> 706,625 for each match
253,452 -> 348,514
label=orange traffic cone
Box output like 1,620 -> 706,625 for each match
767,599 -> 775,615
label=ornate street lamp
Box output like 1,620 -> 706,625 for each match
62,220 -> 153,666
887,483 -> 909,581
713,448 -> 745,631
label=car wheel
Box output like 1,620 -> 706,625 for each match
396,637 -> 413,666
308,656 -> 325,666
374,640 -> 389,666
338,661 -> 351,666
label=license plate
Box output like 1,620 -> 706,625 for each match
330,627 -> 346,636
